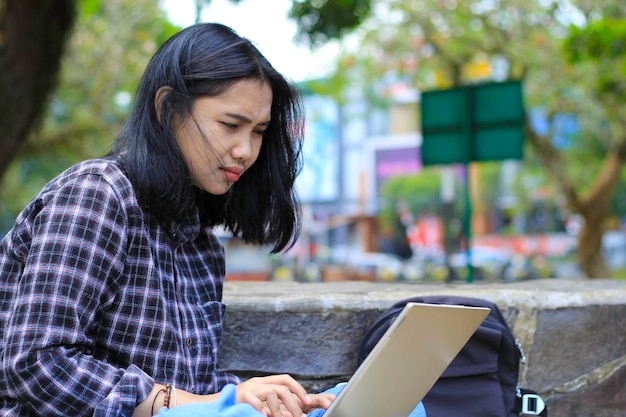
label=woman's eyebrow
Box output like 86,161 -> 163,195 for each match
225,112 -> 271,126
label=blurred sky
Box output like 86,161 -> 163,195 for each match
161,0 -> 338,82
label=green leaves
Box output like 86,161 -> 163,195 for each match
565,18 -> 626,63
289,0 -> 372,46
564,16 -> 626,104
77,0 -> 101,17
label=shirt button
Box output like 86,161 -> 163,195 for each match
186,337 -> 193,346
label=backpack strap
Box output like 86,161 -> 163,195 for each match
517,388 -> 547,416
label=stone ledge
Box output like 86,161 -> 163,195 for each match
219,279 -> 626,417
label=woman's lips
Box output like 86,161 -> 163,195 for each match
221,167 -> 243,182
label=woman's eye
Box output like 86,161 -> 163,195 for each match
254,129 -> 267,136
222,122 -> 237,129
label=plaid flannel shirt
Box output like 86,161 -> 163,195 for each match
0,158 -> 239,417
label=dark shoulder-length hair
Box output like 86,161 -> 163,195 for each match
111,23 -> 303,253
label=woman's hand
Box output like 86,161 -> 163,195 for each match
235,374 -> 335,417
301,392 -> 335,413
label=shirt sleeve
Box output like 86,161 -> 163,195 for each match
2,173 -> 153,417
213,371 -> 242,390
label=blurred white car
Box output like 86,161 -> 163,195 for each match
345,252 -> 405,281
449,246 -> 512,281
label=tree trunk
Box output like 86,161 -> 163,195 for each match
0,0 -> 76,179
525,123 -> 626,278
574,149 -> 626,278
577,219 -> 609,278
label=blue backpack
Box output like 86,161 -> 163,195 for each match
358,295 -> 547,417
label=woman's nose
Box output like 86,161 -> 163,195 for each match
231,133 -> 253,161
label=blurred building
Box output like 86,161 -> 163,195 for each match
293,80 -> 423,266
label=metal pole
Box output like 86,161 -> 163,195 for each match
463,163 -> 473,283
464,85 -> 475,283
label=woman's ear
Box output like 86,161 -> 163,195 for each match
154,86 -> 173,123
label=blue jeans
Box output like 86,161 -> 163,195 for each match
307,382 -> 427,417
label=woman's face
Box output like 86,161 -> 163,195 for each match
174,78 -> 273,195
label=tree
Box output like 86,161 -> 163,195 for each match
0,0 -> 179,229
558,12 -> 626,277
0,0 -> 77,180
289,0 -> 372,47
298,0 -> 626,278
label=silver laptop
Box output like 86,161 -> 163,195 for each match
323,302 -> 490,417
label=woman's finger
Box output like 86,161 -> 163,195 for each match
264,391 -> 284,417
255,375 -> 310,405
240,391 -> 267,415
304,393 -> 335,412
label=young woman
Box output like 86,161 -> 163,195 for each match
0,23 -> 333,417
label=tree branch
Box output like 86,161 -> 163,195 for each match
524,121 -> 581,210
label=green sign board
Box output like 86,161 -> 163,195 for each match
420,81 -> 525,165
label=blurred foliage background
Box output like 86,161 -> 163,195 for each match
2,0 -> 626,277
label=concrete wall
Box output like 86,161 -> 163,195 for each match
218,279 -> 626,417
